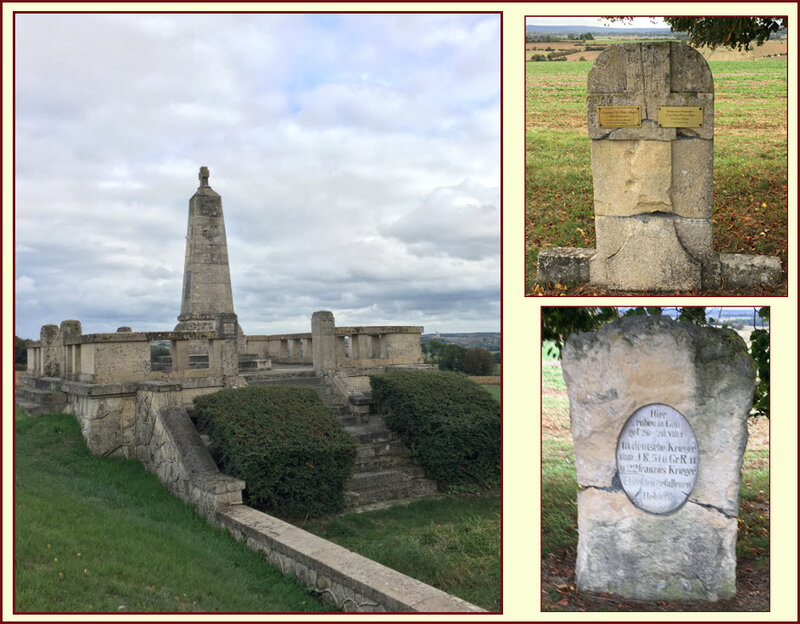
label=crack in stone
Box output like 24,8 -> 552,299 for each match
581,484 -> 624,494
688,498 -> 737,519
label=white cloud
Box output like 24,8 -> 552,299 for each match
14,13 -> 500,339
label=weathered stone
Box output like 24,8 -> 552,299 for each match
576,488 -> 737,601
671,138 -> 713,218
591,140 -> 672,216
536,247 -> 594,284
175,167 -> 237,333
562,316 -> 754,600
586,43 -> 718,291
592,215 -> 720,290
720,253 -> 782,288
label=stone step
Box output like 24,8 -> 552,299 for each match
29,377 -> 63,392
15,386 -> 66,405
345,478 -> 438,507
354,452 -> 420,473
344,420 -> 395,444
354,438 -> 408,460
347,466 -> 427,490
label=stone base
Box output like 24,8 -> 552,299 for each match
592,215 -> 718,290
576,488 -> 737,601
537,247 -> 781,291
537,248 -> 594,284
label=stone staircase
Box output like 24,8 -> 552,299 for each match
245,367 -> 438,509
15,377 -> 67,416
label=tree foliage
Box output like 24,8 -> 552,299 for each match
542,307 -> 769,419
663,16 -> 786,51
750,308 -> 770,419
604,16 -> 786,51
15,336 -> 30,367
438,344 -> 497,376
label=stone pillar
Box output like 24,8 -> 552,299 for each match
60,320 -> 82,378
587,42 -> 719,290
40,324 -> 61,378
175,167 -> 237,332
215,313 -> 245,387
311,311 -> 337,374
562,315 -> 754,601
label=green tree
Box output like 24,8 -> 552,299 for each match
542,307 -> 769,419
439,344 -> 467,372
605,16 -> 786,51
750,308 -> 770,419
15,336 -> 30,368
462,347 -> 497,376
663,16 -> 786,51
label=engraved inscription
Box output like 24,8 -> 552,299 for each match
598,106 -> 641,128
657,106 -> 703,128
616,404 -> 698,514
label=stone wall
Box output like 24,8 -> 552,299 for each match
133,382 -> 245,518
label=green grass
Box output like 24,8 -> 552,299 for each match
483,385 -> 501,402
302,494 -> 501,611
14,409 -> 336,613
526,58 -> 787,293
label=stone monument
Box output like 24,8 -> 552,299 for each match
588,42 -> 717,290
561,315 -> 755,601
536,42 -> 781,290
175,166 -> 237,332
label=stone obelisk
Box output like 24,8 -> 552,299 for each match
175,167 -> 237,332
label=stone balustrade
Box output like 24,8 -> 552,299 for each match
243,333 -> 313,364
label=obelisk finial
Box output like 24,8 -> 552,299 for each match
199,166 -> 210,187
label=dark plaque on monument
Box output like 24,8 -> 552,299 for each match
616,404 -> 699,514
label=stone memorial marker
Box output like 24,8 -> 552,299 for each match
588,42 -> 718,290
561,315 -> 756,601
535,42 -> 781,290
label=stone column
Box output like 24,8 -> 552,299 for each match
59,320 -> 82,378
175,167 -> 237,332
40,324 -> 61,378
562,315 -> 755,601
587,42 -> 719,290
215,313 -> 245,387
311,311 -> 337,374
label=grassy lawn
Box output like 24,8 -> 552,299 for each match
301,493 -> 501,611
525,57 -> 787,295
540,359 -> 769,610
14,408 -> 336,613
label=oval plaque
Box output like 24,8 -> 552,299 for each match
616,404 -> 699,514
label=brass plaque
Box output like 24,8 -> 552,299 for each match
598,106 -> 641,128
657,106 -> 704,128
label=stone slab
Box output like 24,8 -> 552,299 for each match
592,215 -> 720,290
537,247 -> 594,284
563,316 -> 754,601
576,488 -> 737,601
720,253 -> 782,288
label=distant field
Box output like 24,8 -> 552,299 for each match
525,39 -> 787,63
525,57 -> 788,295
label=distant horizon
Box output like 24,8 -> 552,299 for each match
525,17 -> 668,29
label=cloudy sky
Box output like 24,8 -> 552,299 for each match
14,13 -> 500,339
526,17 -> 668,28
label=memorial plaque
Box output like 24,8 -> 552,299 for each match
616,404 -> 699,514
657,106 -> 704,128
598,106 -> 641,128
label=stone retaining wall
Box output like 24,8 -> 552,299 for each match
127,385 -> 484,612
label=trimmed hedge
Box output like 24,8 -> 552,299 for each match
369,370 -> 500,490
193,386 -> 356,519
